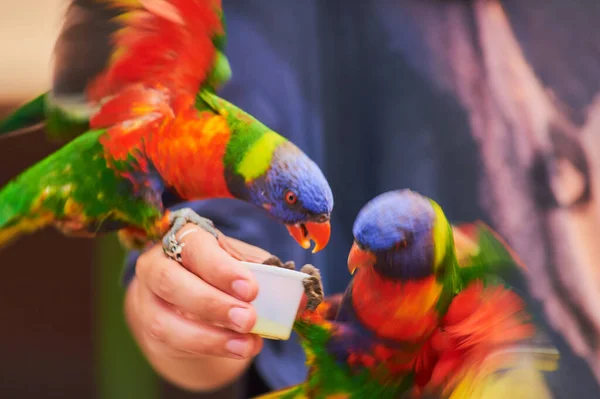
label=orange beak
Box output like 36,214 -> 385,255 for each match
286,221 -> 331,253
347,242 -> 375,275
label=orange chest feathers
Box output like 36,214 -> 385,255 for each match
351,268 -> 443,343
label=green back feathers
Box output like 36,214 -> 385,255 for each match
198,91 -> 288,181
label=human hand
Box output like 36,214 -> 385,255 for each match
129,223 -> 271,361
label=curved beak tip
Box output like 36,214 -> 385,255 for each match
347,242 -> 372,275
286,220 -> 331,253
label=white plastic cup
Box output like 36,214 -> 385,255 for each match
240,261 -> 309,340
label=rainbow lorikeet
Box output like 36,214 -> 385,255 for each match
257,190 -> 559,399
0,0 -> 333,298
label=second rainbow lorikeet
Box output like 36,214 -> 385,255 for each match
0,0 -> 332,302
256,189 -> 559,398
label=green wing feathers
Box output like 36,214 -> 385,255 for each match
452,221 -> 527,286
0,178 -> 49,249
0,129 -> 105,247
0,93 -> 91,142
0,94 -> 47,139
0,161 -> 58,249
43,94 -> 92,142
0,129 -> 164,250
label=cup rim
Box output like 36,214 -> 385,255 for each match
240,261 -> 310,281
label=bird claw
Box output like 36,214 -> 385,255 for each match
300,264 -> 324,312
262,255 -> 296,270
261,256 -> 324,311
162,208 -> 218,263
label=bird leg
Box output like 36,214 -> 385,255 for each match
299,264 -> 324,312
162,208 -> 218,263
262,256 -> 324,311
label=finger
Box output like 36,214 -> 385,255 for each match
137,247 -> 257,333
217,233 -> 272,263
176,224 -> 259,302
249,334 -> 264,357
141,290 -> 260,359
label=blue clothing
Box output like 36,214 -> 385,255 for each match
122,1 -> 600,397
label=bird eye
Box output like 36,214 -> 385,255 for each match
285,190 -> 298,205
356,240 -> 366,250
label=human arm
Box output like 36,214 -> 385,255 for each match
122,200 -> 277,392
124,229 -> 268,392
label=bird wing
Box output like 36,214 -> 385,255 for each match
80,0 -> 229,170
84,0 -> 228,103
446,348 -> 557,399
452,221 -> 528,286
430,280 -> 559,399
0,0 -> 229,142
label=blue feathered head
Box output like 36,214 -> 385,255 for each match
227,140 -> 334,253
349,189 -> 452,280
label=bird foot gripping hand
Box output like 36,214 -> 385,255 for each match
161,208 -> 218,263
262,255 -> 324,312
158,208 -> 326,313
